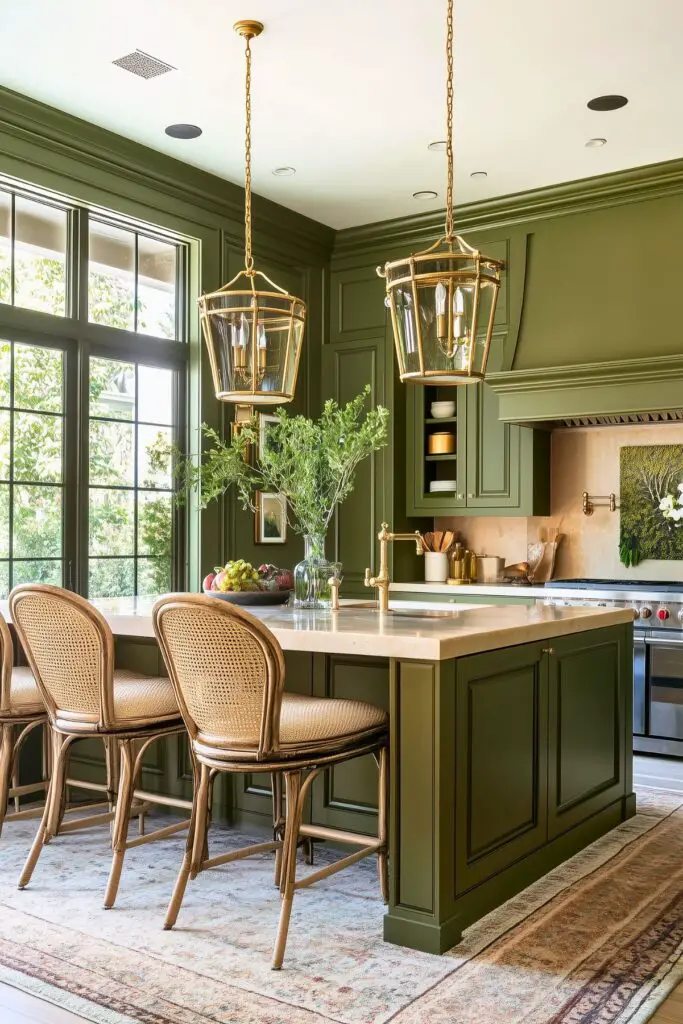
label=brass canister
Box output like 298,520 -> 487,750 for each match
428,432 -> 456,455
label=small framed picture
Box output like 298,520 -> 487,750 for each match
258,413 -> 279,460
255,491 -> 287,544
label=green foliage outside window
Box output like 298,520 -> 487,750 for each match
0,255 -> 174,597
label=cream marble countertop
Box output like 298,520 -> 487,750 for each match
389,580 -> 671,602
0,596 -> 634,662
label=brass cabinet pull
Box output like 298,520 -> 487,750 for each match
542,647 -> 555,655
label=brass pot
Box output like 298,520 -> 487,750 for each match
428,432 -> 456,455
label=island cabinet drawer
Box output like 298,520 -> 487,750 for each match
454,642 -> 548,894
546,628 -> 629,841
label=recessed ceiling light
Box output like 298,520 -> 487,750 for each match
428,140 -> 447,152
165,124 -> 202,139
587,94 -> 628,111
585,137 -> 607,148
272,166 -> 296,176
470,170 -> 488,179
413,190 -> 438,200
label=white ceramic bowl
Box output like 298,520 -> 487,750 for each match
430,401 -> 456,419
429,479 -> 457,492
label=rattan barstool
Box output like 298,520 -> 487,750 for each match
153,593 -> 389,970
0,610 -> 50,836
10,584 -> 192,908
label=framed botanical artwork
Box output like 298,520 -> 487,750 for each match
255,414 -> 286,543
255,491 -> 287,544
258,413 -> 279,460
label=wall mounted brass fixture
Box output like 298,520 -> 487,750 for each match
582,491 -> 619,516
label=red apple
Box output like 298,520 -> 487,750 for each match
202,572 -> 216,592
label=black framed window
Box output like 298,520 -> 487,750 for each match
0,339 -> 66,597
0,187 -> 69,317
0,175 -> 190,600
88,217 -> 181,340
88,356 -> 176,598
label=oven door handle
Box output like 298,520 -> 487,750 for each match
643,636 -> 683,647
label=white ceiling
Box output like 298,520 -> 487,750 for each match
0,0 -> 681,230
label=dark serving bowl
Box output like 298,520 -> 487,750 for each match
203,589 -> 292,606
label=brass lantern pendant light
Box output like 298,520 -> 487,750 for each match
378,0 -> 504,385
198,20 -> 306,406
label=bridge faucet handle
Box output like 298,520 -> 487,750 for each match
364,567 -> 372,587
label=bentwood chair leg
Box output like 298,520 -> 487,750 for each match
376,744 -> 389,904
19,730 -> 69,889
164,761 -> 209,930
272,771 -> 284,887
11,756 -> 19,812
0,723 -> 14,838
104,739 -> 135,909
272,770 -> 303,970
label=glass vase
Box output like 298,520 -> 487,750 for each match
293,534 -> 340,610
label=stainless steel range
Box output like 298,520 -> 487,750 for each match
541,579 -> 683,758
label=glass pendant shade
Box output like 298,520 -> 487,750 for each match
380,235 -> 504,385
198,18 -> 307,407
199,270 -> 306,405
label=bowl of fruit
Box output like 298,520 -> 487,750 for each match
203,561 -> 294,605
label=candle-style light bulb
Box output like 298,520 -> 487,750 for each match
257,323 -> 267,371
231,313 -> 248,369
435,281 -> 448,342
454,286 -> 465,339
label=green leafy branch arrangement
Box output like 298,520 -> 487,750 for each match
150,386 -> 389,537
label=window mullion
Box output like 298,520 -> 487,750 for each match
9,194 -> 15,307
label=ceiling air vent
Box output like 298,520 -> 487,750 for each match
112,50 -> 176,80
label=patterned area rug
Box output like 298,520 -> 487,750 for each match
1,788 -> 683,1023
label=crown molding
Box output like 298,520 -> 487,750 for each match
486,355 -> 683,424
0,86 -> 335,259
333,158 -> 683,261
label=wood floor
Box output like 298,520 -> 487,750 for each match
1,977 -> 683,1023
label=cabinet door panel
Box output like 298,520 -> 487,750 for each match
330,343 -> 382,590
547,629 -> 625,839
465,334 -> 521,509
311,654 -> 389,833
455,643 -> 547,894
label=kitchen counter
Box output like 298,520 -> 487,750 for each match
21,596 -> 635,661
12,594 -> 633,957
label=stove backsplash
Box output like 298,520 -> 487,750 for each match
436,422 -> 683,582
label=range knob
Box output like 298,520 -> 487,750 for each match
657,608 -> 670,622
639,607 -> 653,619
678,608 -> 683,624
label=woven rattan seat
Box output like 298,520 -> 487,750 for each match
153,593 -> 389,970
7,666 -> 44,716
10,584 -> 190,908
112,671 -> 179,726
279,693 -> 387,749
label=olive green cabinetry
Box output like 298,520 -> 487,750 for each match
406,357 -> 550,517
385,622 -> 634,954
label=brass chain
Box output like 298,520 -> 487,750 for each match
244,34 -> 254,274
445,0 -> 454,240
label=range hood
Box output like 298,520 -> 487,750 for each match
486,354 -> 683,429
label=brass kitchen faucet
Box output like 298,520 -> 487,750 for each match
364,522 -> 424,613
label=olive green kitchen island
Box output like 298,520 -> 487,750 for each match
9,598 -> 634,956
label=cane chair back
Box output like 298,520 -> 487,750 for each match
153,594 -> 286,759
10,584 -> 116,729
0,611 -> 15,717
